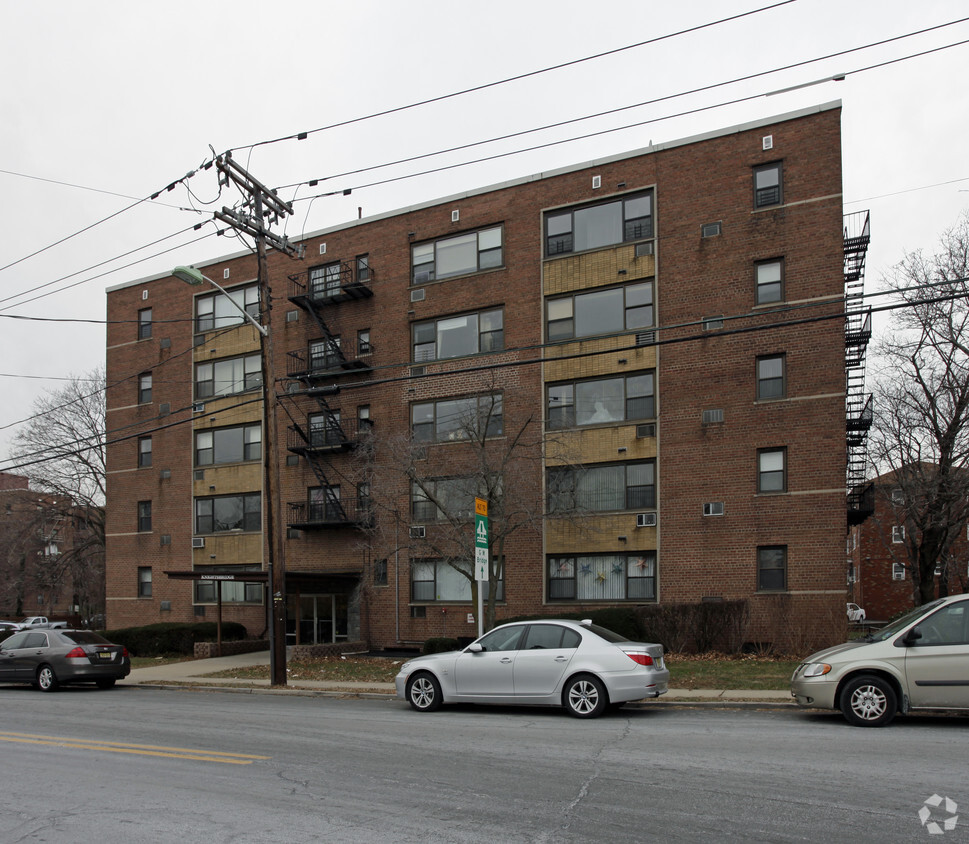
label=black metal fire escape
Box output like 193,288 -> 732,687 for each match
283,260 -> 375,529
844,210 -> 874,524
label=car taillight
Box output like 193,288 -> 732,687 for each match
64,647 -> 87,659
122,647 -> 129,658
626,652 -> 653,667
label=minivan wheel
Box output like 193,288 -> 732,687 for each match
37,665 -> 60,693
840,674 -> 897,727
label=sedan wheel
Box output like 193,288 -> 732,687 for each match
407,672 -> 442,712
37,665 -> 60,693
564,675 -> 607,718
840,675 -> 897,727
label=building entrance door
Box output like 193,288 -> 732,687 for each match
290,594 -> 349,644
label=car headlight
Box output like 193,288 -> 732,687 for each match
800,663 -> 831,678
398,662 -> 413,675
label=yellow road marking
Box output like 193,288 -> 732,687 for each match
0,731 -> 269,765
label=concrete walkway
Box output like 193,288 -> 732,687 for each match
125,651 -> 795,706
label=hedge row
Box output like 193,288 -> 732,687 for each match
105,622 -> 249,657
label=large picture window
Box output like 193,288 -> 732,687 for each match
412,226 -> 503,284
194,565 -> 263,604
548,553 -> 656,601
411,477 -> 482,522
411,559 -> 504,602
195,283 -> 259,332
545,190 -> 653,256
195,355 -> 261,399
547,281 -> 653,341
548,462 -> 655,513
412,394 -> 502,442
195,424 -> 261,466
547,372 -> 654,429
412,309 -> 503,362
195,493 -> 261,534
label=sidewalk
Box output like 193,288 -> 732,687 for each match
125,651 -> 794,706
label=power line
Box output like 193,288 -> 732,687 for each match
230,1 -> 800,155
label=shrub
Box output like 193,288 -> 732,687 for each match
104,622 -> 248,657
422,637 -> 460,655
636,601 -> 750,653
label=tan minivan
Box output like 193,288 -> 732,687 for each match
791,593 -> 969,726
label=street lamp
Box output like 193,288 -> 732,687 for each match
174,265 -> 287,685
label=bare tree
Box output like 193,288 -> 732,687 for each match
7,368 -> 106,615
869,211 -> 969,605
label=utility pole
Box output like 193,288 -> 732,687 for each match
215,152 -> 302,686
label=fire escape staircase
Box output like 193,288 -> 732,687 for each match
282,262 -> 376,530
844,210 -> 874,524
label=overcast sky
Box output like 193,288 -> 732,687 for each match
1,0 -> 967,466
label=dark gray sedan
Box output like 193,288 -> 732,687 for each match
0,629 -> 130,692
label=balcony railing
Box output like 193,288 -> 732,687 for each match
287,417 -> 372,453
287,338 -> 374,378
287,497 -> 374,529
288,261 -> 374,306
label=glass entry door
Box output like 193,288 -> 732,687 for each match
294,594 -> 348,644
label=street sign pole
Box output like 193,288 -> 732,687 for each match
474,497 -> 489,639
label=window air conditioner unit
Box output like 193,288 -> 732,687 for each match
635,241 -> 654,257
414,271 -> 431,285
636,331 -> 655,346
636,513 -> 657,528
703,502 -> 725,517
410,288 -> 426,302
892,568 -> 905,581
636,423 -> 656,438
409,525 -> 426,539
191,537 -> 205,549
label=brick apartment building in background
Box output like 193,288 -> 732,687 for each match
104,101 -> 871,651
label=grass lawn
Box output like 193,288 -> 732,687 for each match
198,653 -> 800,690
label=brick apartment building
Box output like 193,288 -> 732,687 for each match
104,101 -> 868,651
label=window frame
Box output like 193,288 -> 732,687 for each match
892,525 -> 905,543
193,565 -> 262,605
195,283 -> 260,333
544,190 -> 654,257
546,371 -> 655,429
137,500 -> 152,533
757,545 -> 787,591
410,558 -> 504,603
138,372 -> 152,404
411,477 -> 483,523
758,448 -> 787,493
138,307 -> 152,340
547,553 -> 657,602
194,493 -> 262,535
194,423 -> 262,467
138,436 -> 153,468
755,258 -> 784,305
412,308 -> 504,363
194,354 -> 262,400
753,162 -> 783,209
756,354 -> 786,401
137,566 -> 152,598
411,225 -> 504,284
411,394 -> 503,443
546,280 -> 654,342
547,461 -> 656,514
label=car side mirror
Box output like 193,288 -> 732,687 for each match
903,627 -> 923,646
466,642 -> 483,653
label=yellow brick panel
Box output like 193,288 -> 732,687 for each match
543,244 -> 654,296
192,533 -> 263,566
544,341 -> 656,375
546,515 -> 656,553
546,425 -> 656,466
194,463 -> 262,496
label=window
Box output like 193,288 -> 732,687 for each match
545,190 -> 653,256
373,558 -> 388,587
757,355 -> 786,400
309,337 -> 343,371
757,546 -> 787,591
357,329 -> 371,355
309,486 -> 342,521
910,603 -> 969,646
891,488 -> 904,504
411,559 -> 504,602
137,501 -> 152,532
411,226 -> 502,283
138,372 -> 152,404
194,565 -> 262,604
195,493 -> 261,534
547,281 -> 653,341
358,405 -> 372,432
195,424 -> 261,466
137,567 -> 152,598
308,262 -> 343,296
411,477 -> 481,522
756,259 -> 784,304
138,308 -> 152,340
753,162 -> 783,208
547,372 -> 654,429
412,309 -> 503,362
477,624 -> 525,651
195,283 -> 259,332
892,525 -> 905,543
547,462 -> 656,513
522,624 -> 582,650
195,354 -> 261,399
308,412 -> 344,447
892,562 -> 906,581
138,436 -> 152,468
412,394 -> 503,442
356,254 -> 370,282
547,553 -> 656,601
758,449 -> 787,493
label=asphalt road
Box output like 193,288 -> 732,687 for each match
0,685 -> 966,843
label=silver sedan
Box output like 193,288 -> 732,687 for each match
0,628 -> 130,692
395,619 -> 668,718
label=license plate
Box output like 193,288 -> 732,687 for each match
97,652 -> 113,660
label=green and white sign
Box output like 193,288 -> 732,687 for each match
474,497 -> 489,582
